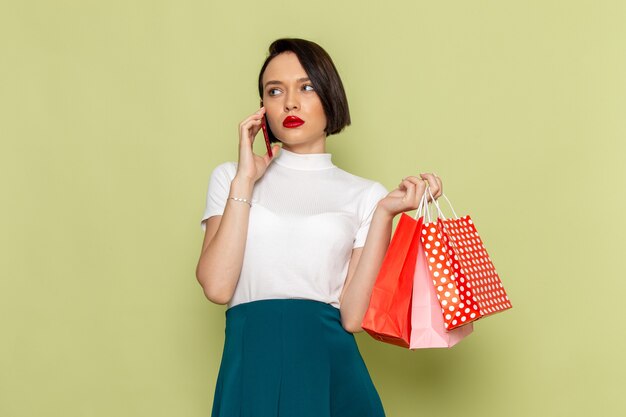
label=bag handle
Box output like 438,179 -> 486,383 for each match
414,187 -> 430,220
411,186 -> 458,222
426,187 -> 459,220
424,187 -> 468,253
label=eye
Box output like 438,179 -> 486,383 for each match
302,84 -> 315,92
267,88 -> 282,96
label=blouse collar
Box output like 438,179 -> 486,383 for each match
274,147 -> 335,171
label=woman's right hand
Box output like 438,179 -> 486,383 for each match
236,107 -> 281,184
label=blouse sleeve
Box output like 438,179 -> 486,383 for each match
200,162 -> 237,232
353,182 -> 389,249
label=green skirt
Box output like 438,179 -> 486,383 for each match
211,299 -> 386,417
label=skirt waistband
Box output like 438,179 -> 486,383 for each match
226,298 -> 340,319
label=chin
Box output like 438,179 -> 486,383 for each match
278,129 -> 323,141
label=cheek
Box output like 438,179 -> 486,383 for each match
263,106 -> 280,128
268,115 -> 280,132
311,99 -> 327,124
315,108 -> 327,129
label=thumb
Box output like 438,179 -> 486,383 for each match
264,144 -> 281,165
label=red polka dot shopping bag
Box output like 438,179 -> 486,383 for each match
361,212 -> 423,348
421,188 -> 512,330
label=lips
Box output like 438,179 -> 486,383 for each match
282,115 -> 305,128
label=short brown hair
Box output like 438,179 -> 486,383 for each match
258,38 -> 351,143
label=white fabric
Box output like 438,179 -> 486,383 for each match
200,148 -> 388,309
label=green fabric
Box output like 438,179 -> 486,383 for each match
211,299 -> 386,417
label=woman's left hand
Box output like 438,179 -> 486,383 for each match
377,173 -> 443,218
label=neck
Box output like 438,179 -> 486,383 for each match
280,136 -> 326,154
274,146 -> 334,170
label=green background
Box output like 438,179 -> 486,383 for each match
2,1 -> 624,416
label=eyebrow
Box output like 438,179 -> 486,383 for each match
264,77 -> 310,88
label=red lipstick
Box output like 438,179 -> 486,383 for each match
283,115 -> 305,128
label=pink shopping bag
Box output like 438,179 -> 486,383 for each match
410,198 -> 473,349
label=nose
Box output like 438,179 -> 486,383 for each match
284,90 -> 299,112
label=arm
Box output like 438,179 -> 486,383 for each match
195,107 -> 280,304
195,177 -> 255,304
339,173 -> 443,333
339,206 -> 393,332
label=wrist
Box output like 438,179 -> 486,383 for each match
374,201 -> 396,222
230,175 -> 255,198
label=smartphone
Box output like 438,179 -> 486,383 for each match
261,113 -> 273,158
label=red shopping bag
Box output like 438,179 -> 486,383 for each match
409,228 -> 473,349
361,213 -> 423,348
421,191 -> 512,330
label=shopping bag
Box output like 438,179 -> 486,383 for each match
421,189 -> 512,330
361,213 -> 423,348
409,223 -> 473,349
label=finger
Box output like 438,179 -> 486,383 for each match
241,116 -> 263,129
400,175 -> 424,188
239,115 -> 261,130
401,176 -> 427,203
240,118 -> 263,142
414,179 -> 427,207
420,173 -> 440,199
404,178 -> 427,210
433,173 -> 443,198
249,119 -> 262,138
265,144 -> 281,163
398,176 -> 419,192
402,179 -> 416,204
239,109 -> 266,132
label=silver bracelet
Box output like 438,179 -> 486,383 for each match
228,197 -> 252,207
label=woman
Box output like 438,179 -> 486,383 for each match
197,38 -> 442,417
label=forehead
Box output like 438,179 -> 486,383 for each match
262,52 -> 309,85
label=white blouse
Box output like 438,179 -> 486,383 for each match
200,148 -> 388,309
